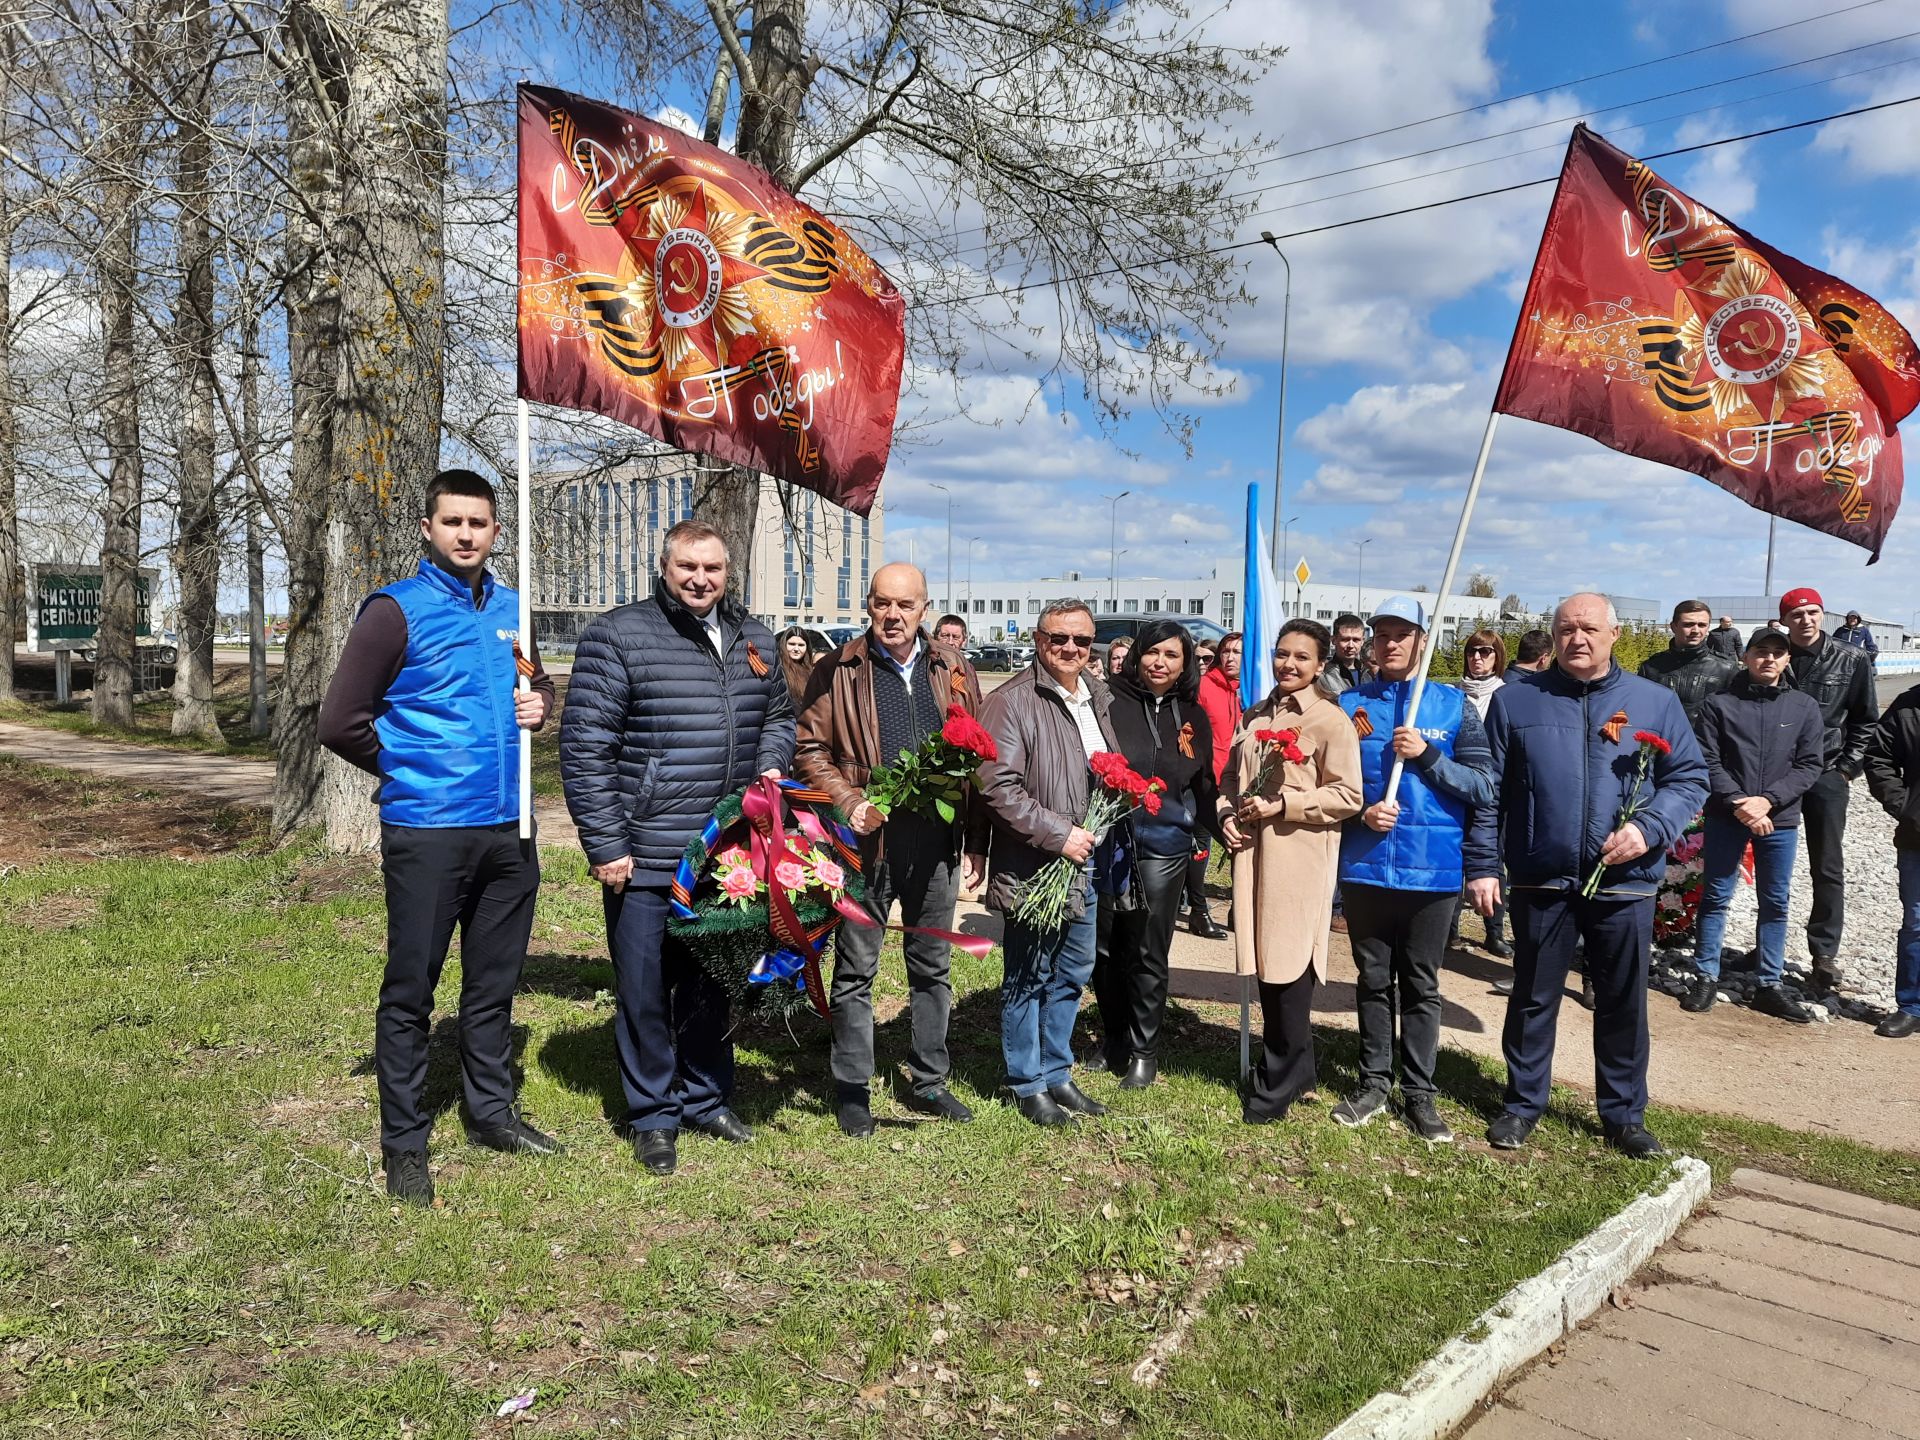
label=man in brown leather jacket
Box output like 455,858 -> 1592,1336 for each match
974,598 -> 1120,1127
795,563 -> 985,1136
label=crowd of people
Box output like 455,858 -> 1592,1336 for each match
318,471 -> 1920,1202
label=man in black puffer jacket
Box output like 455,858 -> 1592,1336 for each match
1864,683 -> 1920,1038
1779,586 -> 1879,993
1639,599 -> 1740,735
560,520 -> 795,1176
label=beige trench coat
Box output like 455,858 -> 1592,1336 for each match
1224,688 -> 1364,984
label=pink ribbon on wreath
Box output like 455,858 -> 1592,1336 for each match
740,776 -> 833,1017
830,895 -> 995,960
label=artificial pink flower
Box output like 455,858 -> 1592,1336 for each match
718,867 -> 758,900
716,845 -> 752,870
774,860 -> 809,891
812,859 -> 846,890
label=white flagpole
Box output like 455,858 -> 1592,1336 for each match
1383,410 -> 1503,806
517,398 -> 534,842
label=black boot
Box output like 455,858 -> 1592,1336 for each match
1118,1055 -> 1157,1090
1188,905 -> 1227,940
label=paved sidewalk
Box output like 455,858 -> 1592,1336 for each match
1459,1168 -> 1920,1439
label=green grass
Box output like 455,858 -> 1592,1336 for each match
1,789 -> 1914,1437
0,693 -> 275,761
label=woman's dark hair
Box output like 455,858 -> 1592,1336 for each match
1464,627 -> 1507,676
1121,618 -> 1199,701
1275,618 -> 1331,662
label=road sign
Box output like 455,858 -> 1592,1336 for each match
1005,620 -> 1018,637
26,563 -> 157,652
1293,557 -> 1311,586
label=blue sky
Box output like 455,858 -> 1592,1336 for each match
527,0 -> 1920,625
860,0 -> 1920,624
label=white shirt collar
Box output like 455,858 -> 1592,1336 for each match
1038,666 -> 1091,706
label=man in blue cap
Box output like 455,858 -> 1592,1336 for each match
1331,596 -> 1495,1143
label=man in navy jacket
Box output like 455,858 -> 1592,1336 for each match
320,469 -> 559,1206
1466,593 -> 1707,1157
560,520 -> 795,1177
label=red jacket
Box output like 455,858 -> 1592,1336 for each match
1197,665 -> 1243,783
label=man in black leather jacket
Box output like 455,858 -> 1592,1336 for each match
1639,599 -> 1740,736
1780,587 -> 1880,991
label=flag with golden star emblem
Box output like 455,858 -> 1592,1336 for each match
1494,124 -> 1920,561
516,84 -> 906,514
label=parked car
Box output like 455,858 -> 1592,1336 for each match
968,644 -> 1031,672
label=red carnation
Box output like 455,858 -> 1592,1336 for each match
941,704 -> 998,761
1252,727 -> 1299,746
1141,789 -> 1163,816
1632,730 -> 1672,756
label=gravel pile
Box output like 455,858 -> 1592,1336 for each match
1650,776 -> 1905,1026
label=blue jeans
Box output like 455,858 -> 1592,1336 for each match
1694,816 -> 1796,986
1000,880 -> 1098,1097
1898,850 -> 1920,1019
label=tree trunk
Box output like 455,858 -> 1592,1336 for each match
699,0 -> 811,588
273,0 -> 346,836
0,32 -> 17,705
170,0 -> 223,743
92,48 -> 149,728
241,314 -> 269,737
275,0 -> 449,849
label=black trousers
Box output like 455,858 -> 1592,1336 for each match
604,884 -> 733,1133
1801,767 -> 1850,966
1343,882 -> 1454,1100
1245,971 -> 1316,1120
1501,891 -> 1652,1127
1093,847 -> 1190,1065
829,815 -> 959,1099
377,822 -> 539,1151
1184,844 -> 1209,911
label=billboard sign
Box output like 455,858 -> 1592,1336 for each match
27,564 -> 158,651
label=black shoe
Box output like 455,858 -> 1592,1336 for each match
836,1099 -> 876,1137
1679,974 -> 1718,1014
1241,1105 -> 1285,1126
1048,1080 -> 1108,1116
1875,1012 -> 1919,1038
1016,1091 -> 1073,1127
1603,1122 -> 1665,1159
1486,1113 -> 1535,1150
1493,976 -> 1515,997
1810,964 -> 1843,996
1402,1095 -> 1454,1144
1576,974 -> 1596,1011
1188,906 -> 1228,940
904,1088 -> 974,1123
467,1114 -> 564,1156
632,1128 -> 678,1175
382,1147 -> 434,1206
688,1109 -> 755,1144
1118,1055 -> 1157,1090
1752,985 -> 1812,1025
1330,1088 -> 1390,1128
1486,937 -> 1513,960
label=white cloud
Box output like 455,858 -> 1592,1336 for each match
1674,114 -> 1756,220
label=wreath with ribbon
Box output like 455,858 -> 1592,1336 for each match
668,775 -> 995,1021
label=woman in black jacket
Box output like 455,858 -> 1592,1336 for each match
1091,619 -> 1233,1087
1686,631 -> 1825,1021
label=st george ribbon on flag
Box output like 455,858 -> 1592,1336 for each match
1494,123 -> 1920,562
515,83 -> 907,515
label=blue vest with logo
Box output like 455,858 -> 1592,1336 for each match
371,560 -> 522,828
1338,679 -> 1468,893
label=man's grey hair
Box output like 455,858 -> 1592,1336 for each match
660,519 -> 729,568
1555,591 -> 1619,628
1036,597 -> 1094,631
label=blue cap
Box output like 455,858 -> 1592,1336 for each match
1369,595 -> 1428,631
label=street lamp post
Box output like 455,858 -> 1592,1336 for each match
1280,512 -> 1299,618
930,482 -> 954,613
1102,490 -> 1130,612
1355,538 -> 1373,617
1259,233 -> 1293,572
966,536 -> 984,629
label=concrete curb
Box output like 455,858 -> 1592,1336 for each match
1322,1153 -> 1712,1440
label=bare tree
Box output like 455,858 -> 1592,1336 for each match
0,26 -> 19,703
1465,572 -> 1498,599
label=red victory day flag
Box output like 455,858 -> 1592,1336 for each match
516,83 -> 906,514
1494,124 -> 1920,561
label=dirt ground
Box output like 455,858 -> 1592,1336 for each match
0,758 -> 268,868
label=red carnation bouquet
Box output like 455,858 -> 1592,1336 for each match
1013,751 -> 1165,930
1583,730 -> 1671,898
1248,727 -> 1306,794
863,703 -> 998,826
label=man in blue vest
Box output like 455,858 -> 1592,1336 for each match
1332,596 -> 1495,1143
320,468 -> 558,1207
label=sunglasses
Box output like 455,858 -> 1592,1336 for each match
1466,646 -> 1496,656
1038,629 -> 1094,649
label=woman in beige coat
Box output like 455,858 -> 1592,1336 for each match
1224,617 -> 1364,1124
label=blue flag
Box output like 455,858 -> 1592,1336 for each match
1240,484 -> 1284,712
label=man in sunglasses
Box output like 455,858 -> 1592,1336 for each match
972,599 -> 1120,1127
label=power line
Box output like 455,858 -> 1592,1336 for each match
918,92 -> 1920,308
933,0 -> 1897,252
